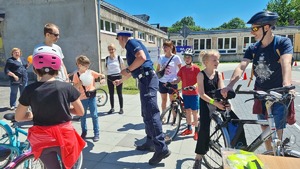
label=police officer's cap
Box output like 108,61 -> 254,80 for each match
116,30 -> 133,39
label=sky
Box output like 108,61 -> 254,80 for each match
104,0 -> 270,29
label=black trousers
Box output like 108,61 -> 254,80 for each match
107,74 -> 123,109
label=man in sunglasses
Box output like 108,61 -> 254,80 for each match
33,23 -> 68,82
221,11 -> 293,151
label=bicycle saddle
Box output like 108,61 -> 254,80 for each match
4,113 -> 16,122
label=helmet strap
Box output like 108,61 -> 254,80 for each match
259,26 -> 268,43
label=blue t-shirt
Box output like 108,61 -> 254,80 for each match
244,36 -> 293,90
125,39 -> 153,78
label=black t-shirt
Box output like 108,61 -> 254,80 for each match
244,36 -> 293,90
19,81 -> 80,126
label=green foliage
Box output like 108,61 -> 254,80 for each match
168,16 -> 205,33
212,18 -> 246,30
267,0 -> 300,26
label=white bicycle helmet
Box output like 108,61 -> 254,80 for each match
33,46 -> 62,70
183,48 -> 194,57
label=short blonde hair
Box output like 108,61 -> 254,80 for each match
199,49 -> 220,66
11,48 -> 22,56
76,55 -> 90,66
107,43 -> 116,50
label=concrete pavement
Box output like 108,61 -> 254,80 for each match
0,63 -> 300,169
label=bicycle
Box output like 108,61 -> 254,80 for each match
160,83 -> 193,143
95,87 -> 108,107
1,113 -> 83,169
0,113 -> 31,168
204,85 -> 300,169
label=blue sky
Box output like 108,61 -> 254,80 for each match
104,0 -> 270,29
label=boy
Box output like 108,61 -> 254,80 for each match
73,55 -> 105,142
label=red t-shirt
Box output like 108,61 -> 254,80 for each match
177,64 -> 201,95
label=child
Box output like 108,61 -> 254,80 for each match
15,46 -> 85,169
193,50 -> 228,169
171,48 -> 201,140
72,55 -> 105,142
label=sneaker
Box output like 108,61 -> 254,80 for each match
148,149 -> 171,165
93,135 -> 99,142
181,129 -> 193,136
193,132 -> 198,141
10,106 -> 15,110
119,108 -> 124,114
136,143 -> 155,152
193,159 -> 202,169
107,108 -> 114,114
81,132 -> 87,139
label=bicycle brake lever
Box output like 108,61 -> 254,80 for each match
244,98 -> 254,103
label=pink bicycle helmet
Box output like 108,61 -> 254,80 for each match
32,46 -> 62,70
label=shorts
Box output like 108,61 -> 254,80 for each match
159,81 -> 177,94
183,95 -> 199,110
257,102 -> 286,129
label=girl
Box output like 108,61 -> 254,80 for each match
193,50 -> 228,169
15,46 -> 85,169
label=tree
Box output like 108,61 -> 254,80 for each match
267,0 -> 300,26
168,16 -> 205,33
211,17 -> 246,30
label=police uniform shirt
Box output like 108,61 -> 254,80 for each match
125,39 -> 153,78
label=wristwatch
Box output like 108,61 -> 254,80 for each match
125,68 -> 131,73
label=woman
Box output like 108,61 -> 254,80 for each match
105,43 -> 125,114
15,46 -> 85,169
156,41 -> 182,113
4,48 -> 29,110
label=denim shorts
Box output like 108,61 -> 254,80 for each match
182,95 -> 199,110
257,102 -> 286,129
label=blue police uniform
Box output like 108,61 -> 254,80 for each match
124,38 -> 168,153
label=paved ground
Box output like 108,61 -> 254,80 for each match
0,63 -> 300,169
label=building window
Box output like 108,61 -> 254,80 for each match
194,39 -> 199,50
138,31 -> 145,40
217,37 -> 237,54
243,36 -> 256,52
149,34 -> 155,43
194,38 -> 212,51
177,40 -> 182,46
122,26 -> 133,32
100,19 -> 117,33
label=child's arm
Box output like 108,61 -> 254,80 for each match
15,104 -> 33,122
70,98 -> 84,116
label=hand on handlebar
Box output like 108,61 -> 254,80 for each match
214,101 -> 230,110
221,86 -> 233,99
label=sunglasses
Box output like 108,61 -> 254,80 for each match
251,26 -> 263,32
49,32 -> 60,37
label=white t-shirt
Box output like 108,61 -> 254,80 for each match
106,56 -> 124,75
158,55 -> 182,83
34,43 -> 67,81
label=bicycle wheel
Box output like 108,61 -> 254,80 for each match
0,124 -> 15,168
6,153 -> 45,169
203,113 -> 230,169
73,152 -> 83,169
95,88 -> 108,107
160,105 -> 181,143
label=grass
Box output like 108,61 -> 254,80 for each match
99,62 -> 204,95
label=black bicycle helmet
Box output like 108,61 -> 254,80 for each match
247,11 -> 279,26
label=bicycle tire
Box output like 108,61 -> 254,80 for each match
73,151 -> 83,169
96,88 -> 108,107
0,124 -> 16,168
203,113 -> 230,169
5,153 -> 45,169
160,105 -> 181,144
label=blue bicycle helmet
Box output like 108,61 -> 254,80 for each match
247,11 -> 279,26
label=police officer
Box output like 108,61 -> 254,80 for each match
114,30 -> 171,165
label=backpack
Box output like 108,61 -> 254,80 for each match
226,110 -> 247,149
247,35 -> 295,87
105,55 -> 121,69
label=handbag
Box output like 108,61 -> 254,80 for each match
156,55 -> 174,79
